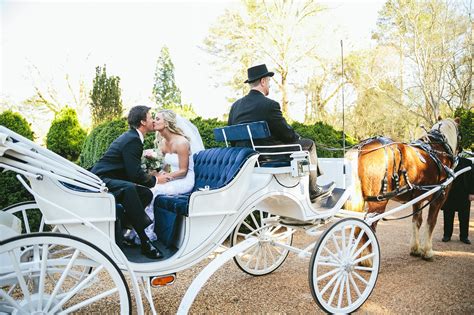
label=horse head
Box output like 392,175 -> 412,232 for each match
429,118 -> 460,157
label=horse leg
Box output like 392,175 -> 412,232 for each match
357,201 -> 388,268
421,201 -> 443,261
410,202 -> 423,257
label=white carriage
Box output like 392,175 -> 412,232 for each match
0,122 -> 468,314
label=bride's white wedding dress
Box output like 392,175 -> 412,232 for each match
127,114 -> 204,243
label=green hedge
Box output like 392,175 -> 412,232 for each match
79,118 -> 128,169
455,108 -> 473,151
292,121 -> 357,158
46,107 -> 87,162
190,117 -> 226,149
0,111 -> 35,209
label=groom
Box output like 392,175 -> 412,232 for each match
91,105 -> 162,259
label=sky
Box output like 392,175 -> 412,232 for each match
1,0 -> 385,124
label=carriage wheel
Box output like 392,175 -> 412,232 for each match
5,201 -> 56,233
231,209 -> 293,276
0,233 -> 131,314
308,218 -> 380,313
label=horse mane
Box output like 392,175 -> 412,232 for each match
429,118 -> 458,154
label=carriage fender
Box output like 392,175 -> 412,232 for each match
0,211 -> 21,240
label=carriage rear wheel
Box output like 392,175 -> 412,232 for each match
308,218 -> 380,313
0,233 -> 131,314
231,209 -> 293,276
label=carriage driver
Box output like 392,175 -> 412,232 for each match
228,64 -> 335,202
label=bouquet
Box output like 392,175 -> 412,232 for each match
142,149 -> 163,172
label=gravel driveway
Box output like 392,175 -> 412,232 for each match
147,203 -> 474,314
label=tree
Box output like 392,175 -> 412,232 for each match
152,46 -> 182,108
203,0 -> 326,116
90,65 -> 123,127
373,0 -> 471,125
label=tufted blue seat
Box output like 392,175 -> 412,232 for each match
154,147 -> 257,247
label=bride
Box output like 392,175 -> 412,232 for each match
136,109 -> 204,242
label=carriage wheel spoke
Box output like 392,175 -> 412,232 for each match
349,230 -> 366,257
43,249 -> 80,312
0,289 -> 29,315
327,273 -> 343,306
259,209 -> 264,227
351,238 -> 372,260
353,252 -> 376,265
244,245 -> 259,268
21,210 -> 31,234
352,270 -> 369,285
345,273 -> 352,306
9,251 -> 34,314
37,243 -> 50,311
337,273 -> 346,309
354,265 -> 375,272
317,266 -> 340,282
348,272 -> 362,298
265,243 -> 277,265
59,287 -> 117,314
341,227 -> 347,256
323,246 -> 341,263
250,212 -> 260,231
319,268 -> 341,296
347,226 -> 355,256
242,221 -> 256,233
331,233 -> 342,259
48,264 -> 105,314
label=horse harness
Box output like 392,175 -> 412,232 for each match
361,130 -> 457,202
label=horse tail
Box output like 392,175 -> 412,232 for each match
344,149 -> 365,213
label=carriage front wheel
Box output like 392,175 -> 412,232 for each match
231,209 -> 293,276
0,233 -> 131,314
308,218 -> 380,313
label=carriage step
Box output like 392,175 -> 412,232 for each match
311,188 -> 346,210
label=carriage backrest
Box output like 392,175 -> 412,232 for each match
193,147 -> 257,191
213,121 -> 271,145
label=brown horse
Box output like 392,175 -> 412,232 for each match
346,118 -> 460,263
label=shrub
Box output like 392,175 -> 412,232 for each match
0,111 -> 35,209
454,108 -> 473,151
46,107 -> 87,162
79,118 -> 128,169
191,117 -> 227,149
292,121 -> 357,158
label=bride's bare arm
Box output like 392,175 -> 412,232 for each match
167,140 -> 190,180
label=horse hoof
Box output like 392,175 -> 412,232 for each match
410,251 -> 421,257
421,255 -> 434,262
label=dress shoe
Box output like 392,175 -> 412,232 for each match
310,182 -> 335,202
460,238 -> 471,245
441,236 -> 451,242
122,238 -> 139,248
141,240 -> 163,259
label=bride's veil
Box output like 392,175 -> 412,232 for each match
175,114 -> 205,155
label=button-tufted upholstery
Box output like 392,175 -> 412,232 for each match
154,147 -> 257,247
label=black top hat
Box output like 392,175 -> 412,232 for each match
244,64 -> 274,83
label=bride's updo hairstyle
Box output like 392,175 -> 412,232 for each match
154,109 -> 190,148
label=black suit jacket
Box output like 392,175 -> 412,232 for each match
228,89 -> 299,146
91,129 -> 156,188
442,157 -> 474,211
